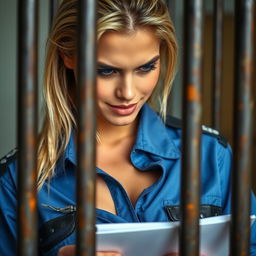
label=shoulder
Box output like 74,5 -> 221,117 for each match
164,115 -> 232,172
0,148 -> 18,176
164,116 -> 232,184
165,115 -> 228,148
0,148 -> 18,188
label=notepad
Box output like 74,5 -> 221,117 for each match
96,215 -> 256,256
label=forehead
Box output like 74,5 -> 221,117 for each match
97,28 -> 161,68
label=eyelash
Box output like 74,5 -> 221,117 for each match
97,62 -> 157,77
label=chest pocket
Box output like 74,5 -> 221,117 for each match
39,213 -> 76,254
165,205 -> 222,221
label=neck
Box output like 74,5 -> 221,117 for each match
97,117 -> 138,146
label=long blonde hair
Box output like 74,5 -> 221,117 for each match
37,0 -> 178,189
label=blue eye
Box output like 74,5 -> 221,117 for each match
139,63 -> 157,73
97,68 -> 115,76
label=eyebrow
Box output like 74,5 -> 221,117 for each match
97,55 -> 160,70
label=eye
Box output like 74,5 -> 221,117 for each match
139,63 -> 157,73
97,68 -> 116,76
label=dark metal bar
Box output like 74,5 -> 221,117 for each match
166,0 -> 176,22
231,0 -> 255,255
17,0 -> 38,255
180,0 -> 203,256
49,0 -> 60,29
211,0 -> 223,130
76,0 -> 97,255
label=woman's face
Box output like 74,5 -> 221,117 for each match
62,27 -> 161,127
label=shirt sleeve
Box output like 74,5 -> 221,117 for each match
0,164 -> 18,256
250,194 -> 256,256
218,143 -> 256,255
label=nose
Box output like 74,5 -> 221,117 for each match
116,73 -> 135,101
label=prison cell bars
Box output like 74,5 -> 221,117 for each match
180,1 -> 203,256
212,0 -> 224,130
76,0 -> 97,255
49,0 -> 60,29
17,0 -> 255,255
17,0 -> 39,255
231,1 -> 255,256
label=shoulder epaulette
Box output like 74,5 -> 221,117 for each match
201,125 -> 228,147
165,115 -> 182,129
0,148 -> 18,177
165,116 -> 228,148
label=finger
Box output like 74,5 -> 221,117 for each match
96,252 -> 122,256
58,246 -> 122,256
165,254 -> 206,256
58,245 -> 75,256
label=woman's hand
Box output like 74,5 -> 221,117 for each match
58,245 -> 122,256
166,254 -> 206,256
58,246 -> 206,256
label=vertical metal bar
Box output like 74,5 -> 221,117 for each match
17,0 -> 38,255
76,0 -> 97,255
49,0 -> 60,29
166,0 -> 176,22
231,0 -> 255,255
211,0 -> 223,130
180,1 -> 203,256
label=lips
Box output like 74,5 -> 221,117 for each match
107,103 -> 138,116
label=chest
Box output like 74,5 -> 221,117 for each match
96,157 -> 161,214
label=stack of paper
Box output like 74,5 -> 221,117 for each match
96,215 -> 255,256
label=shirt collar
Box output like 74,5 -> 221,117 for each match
63,129 -> 77,166
132,104 -> 180,159
63,103 -> 180,164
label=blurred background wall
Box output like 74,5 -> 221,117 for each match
0,0 -> 49,156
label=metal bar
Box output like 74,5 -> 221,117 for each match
17,0 -> 38,255
180,0 -> 203,256
166,0 -> 176,22
231,0 -> 255,255
49,0 -> 60,29
211,0 -> 223,130
76,0 -> 97,255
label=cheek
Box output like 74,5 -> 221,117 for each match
140,69 -> 160,94
96,78 -> 112,100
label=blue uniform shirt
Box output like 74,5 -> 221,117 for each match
0,104 -> 256,255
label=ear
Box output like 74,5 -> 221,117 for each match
59,51 -> 76,70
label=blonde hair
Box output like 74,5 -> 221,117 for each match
37,0 -> 177,188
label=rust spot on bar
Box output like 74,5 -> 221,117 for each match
187,85 -> 200,101
238,103 -> 243,110
27,135 -> 36,147
239,135 -> 248,147
187,203 -> 195,210
29,196 -> 36,211
243,54 -> 253,75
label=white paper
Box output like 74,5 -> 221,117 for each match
96,215 -> 255,256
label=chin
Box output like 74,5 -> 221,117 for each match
103,113 -> 138,127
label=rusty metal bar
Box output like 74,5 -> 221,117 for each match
231,0 -> 255,255
76,0 -> 97,255
49,0 -> 60,29
17,0 -> 38,255
180,0 -> 203,256
211,0 -> 223,130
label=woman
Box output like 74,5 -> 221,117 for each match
0,0 -> 255,255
